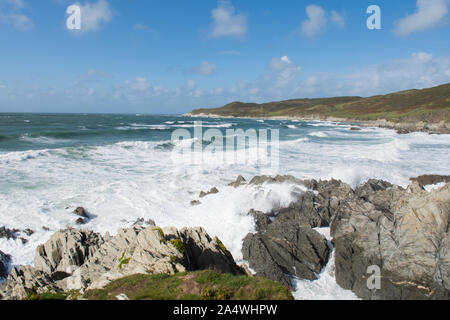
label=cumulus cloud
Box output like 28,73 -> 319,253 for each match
75,0 -> 112,32
0,0 -> 33,31
192,61 -> 217,76
394,0 -> 449,36
270,56 -> 302,84
300,5 -> 345,38
210,0 -> 247,39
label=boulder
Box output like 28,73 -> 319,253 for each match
331,182 -> 450,300
74,207 -> 89,218
410,175 -> 450,187
243,222 -> 330,288
354,179 -> 394,201
0,227 -> 19,240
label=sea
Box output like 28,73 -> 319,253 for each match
1,113 -> 449,299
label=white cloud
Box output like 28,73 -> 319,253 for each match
126,77 -> 151,92
210,0 -> 247,39
75,0 -> 112,32
0,0 -> 33,31
330,10 -> 345,28
301,5 -> 327,37
300,6 -> 345,38
394,0 -> 449,36
193,61 -> 217,76
270,56 -> 302,84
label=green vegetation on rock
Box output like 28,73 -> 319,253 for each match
170,239 -> 186,254
83,270 -> 293,300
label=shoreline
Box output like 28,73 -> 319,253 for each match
184,112 -> 450,135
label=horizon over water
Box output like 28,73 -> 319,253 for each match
1,113 -> 449,299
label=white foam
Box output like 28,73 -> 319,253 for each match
424,182 -> 446,192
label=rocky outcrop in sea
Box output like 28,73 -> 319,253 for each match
233,175 -> 449,300
1,175 -> 448,300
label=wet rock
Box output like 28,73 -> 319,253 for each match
74,207 -> 89,219
247,209 -> 271,232
331,182 -> 450,300
199,187 -> 219,198
23,229 -> 34,237
75,218 -> 87,225
350,127 -> 361,131
242,223 -> 330,288
190,200 -> 201,206
0,227 -> 19,240
0,251 -> 11,279
131,218 -> 156,227
19,238 -> 28,245
228,175 -> 246,188
410,175 -> 450,187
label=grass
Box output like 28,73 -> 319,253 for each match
83,270 -> 293,300
190,83 -> 450,125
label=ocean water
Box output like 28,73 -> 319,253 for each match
1,113 -> 449,299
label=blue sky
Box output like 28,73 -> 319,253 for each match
0,0 -> 449,114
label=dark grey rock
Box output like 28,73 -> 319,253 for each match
74,207 -> 89,218
199,187 -> 219,198
355,179 -> 393,201
242,223 -> 330,288
0,227 -> 19,240
0,251 -> 11,279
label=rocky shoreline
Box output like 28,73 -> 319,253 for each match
184,113 -> 450,135
1,175 -> 449,300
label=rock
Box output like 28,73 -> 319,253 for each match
331,182 -> 450,300
350,127 -> 361,131
247,209 -> 272,232
34,229 -> 104,275
74,207 -> 89,218
42,226 -> 50,231
410,175 -> 450,187
228,175 -> 246,188
0,227 -> 19,240
355,179 -> 394,201
19,238 -> 28,245
0,266 -> 59,300
75,218 -> 87,225
131,218 -> 156,227
242,223 -> 330,288
0,251 -> 11,279
23,229 -> 34,237
0,225 -> 244,299
199,187 -> 219,198
190,200 -> 201,206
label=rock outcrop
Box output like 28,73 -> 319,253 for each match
240,175 -> 450,300
0,251 -> 10,280
0,225 -> 243,300
331,182 -> 450,300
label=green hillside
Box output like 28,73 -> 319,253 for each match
190,83 -> 450,123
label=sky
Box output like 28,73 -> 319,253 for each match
0,0 -> 449,114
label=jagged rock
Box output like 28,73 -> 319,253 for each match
0,251 -> 11,279
190,200 -> 201,206
248,175 -> 303,186
74,207 -> 89,218
199,187 -> 219,198
0,225 -> 244,299
247,209 -> 272,231
0,227 -> 19,240
131,218 -> 156,227
242,222 -> 330,288
228,175 -> 247,188
331,182 -> 450,300
355,179 -> 394,201
75,218 -> 87,225
23,229 -> 34,237
0,266 -> 59,300
410,175 -> 450,187
34,229 -> 104,275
